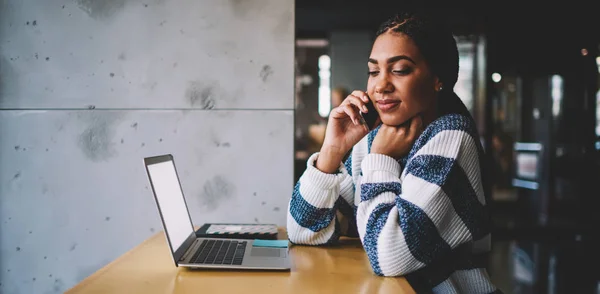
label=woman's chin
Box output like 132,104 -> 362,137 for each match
380,115 -> 410,127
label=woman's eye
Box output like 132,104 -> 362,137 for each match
392,69 -> 411,75
368,71 -> 379,76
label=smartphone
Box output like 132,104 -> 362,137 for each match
360,99 -> 379,130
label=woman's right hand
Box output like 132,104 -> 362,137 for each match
316,90 -> 372,173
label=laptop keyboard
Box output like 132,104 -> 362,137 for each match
189,240 -> 247,265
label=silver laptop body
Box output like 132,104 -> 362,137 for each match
144,154 -> 291,270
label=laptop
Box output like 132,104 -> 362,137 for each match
143,154 -> 291,270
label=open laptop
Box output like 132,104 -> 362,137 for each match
143,154 -> 291,270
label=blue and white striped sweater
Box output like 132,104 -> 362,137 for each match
287,113 -> 499,293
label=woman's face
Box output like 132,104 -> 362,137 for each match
367,32 -> 441,126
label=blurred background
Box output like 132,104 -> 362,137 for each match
293,1 -> 600,293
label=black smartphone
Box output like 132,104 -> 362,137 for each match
360,99 -> 379,130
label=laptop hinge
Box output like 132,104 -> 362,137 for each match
180,239 -> 199,261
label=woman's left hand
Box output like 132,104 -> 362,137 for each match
371,115 -> 424,159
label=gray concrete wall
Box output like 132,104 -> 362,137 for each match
0,0 -> 294,293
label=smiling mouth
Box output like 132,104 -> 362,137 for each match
377,100 -> 401,112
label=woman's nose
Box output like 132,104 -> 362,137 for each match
375,77 -> 393,93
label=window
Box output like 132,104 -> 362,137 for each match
318,55 -> 331,117
551,75 -> 563,118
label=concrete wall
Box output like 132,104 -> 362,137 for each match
0,0 -> 294,293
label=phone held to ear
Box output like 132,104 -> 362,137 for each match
359,98 -> 379,130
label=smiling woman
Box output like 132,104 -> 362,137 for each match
287,10 -> 502,294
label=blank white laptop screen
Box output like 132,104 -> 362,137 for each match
146,160 -> 194,252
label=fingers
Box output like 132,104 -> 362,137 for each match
344,95 -> 368,113
339,104 -> 362,125
333,91 -> 371,125
350,90 -> 370,103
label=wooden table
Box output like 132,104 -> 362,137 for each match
66,229 -> 414,294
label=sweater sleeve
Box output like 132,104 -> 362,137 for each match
356,128 -> 489,276
286,152 -> 357,245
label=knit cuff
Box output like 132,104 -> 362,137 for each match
361,153 -> 402,178
304,152 -> 344,190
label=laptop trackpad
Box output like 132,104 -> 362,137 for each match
250,247 -> 281,257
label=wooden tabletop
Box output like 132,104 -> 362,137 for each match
66,229 -> 414,294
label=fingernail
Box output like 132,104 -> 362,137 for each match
362,106 -> 368,112
358,115 -> 366,125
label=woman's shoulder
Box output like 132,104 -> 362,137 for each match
411,113 -> 480,154
418,113 -> 479,141
427,113 -> 476,133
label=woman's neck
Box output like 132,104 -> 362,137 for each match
422,98 -> 440,127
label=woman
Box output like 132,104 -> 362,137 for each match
287,11 -> 501,293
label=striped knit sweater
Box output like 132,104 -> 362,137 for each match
287,113 -> 500,293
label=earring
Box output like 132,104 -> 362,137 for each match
438,85 -> 443,91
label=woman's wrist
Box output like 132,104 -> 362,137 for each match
315,146 -> 345,174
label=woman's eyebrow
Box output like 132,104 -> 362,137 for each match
368,55 -> 416,65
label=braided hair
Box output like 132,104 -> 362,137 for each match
375,11 -> 459,92
375,11 -> 469,118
